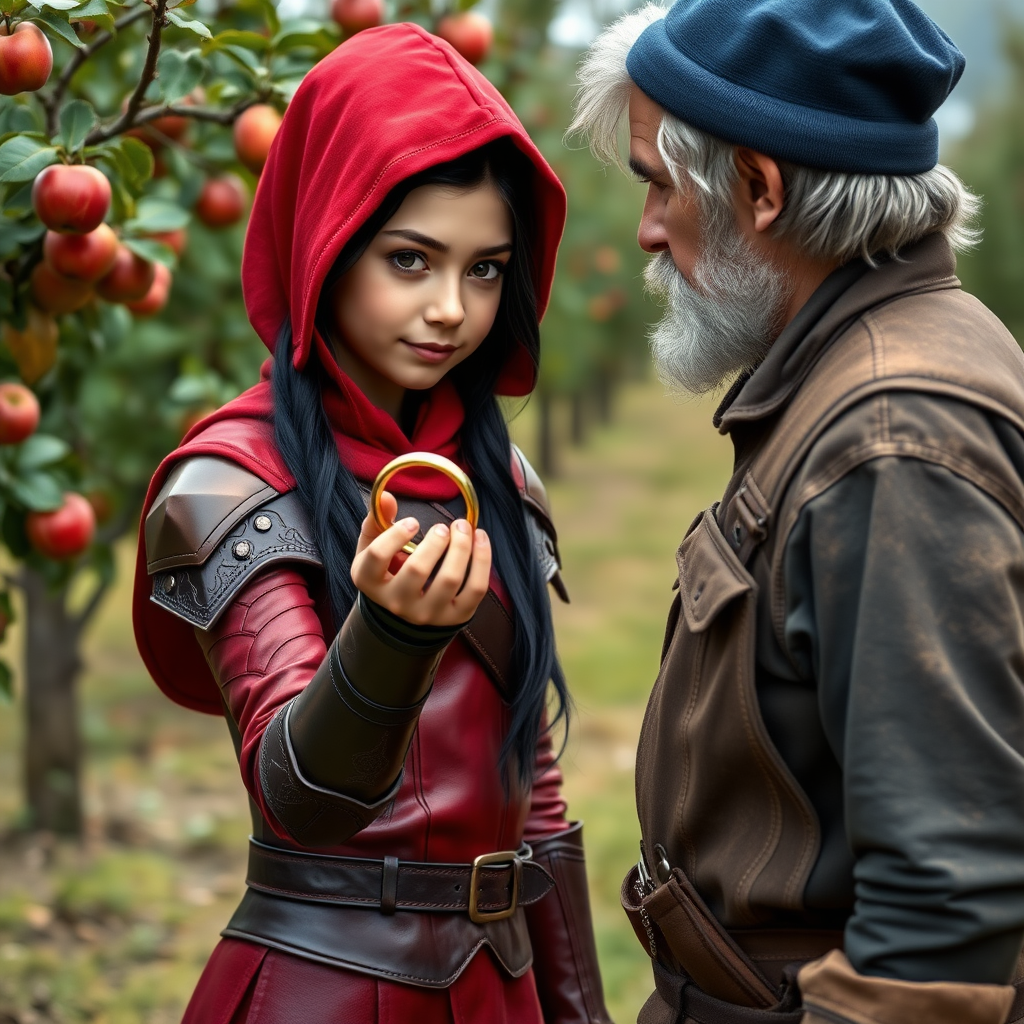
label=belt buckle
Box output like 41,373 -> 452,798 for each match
468,850 -> 521,924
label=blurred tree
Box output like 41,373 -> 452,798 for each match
0,0 -> 392,835
949,19 -> 1024,340
488,8 -> 652,474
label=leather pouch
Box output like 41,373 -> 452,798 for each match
621,863 -> 777,1009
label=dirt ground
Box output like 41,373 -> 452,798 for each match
0,376 -> 732,1023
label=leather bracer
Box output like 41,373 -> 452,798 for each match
264,596 -> 450,847
525,822 -> 614,1023
798,951 -> 1015,1024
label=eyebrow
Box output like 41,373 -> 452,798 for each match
382,229 -> 513,258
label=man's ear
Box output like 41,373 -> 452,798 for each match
734,148 -> 785,234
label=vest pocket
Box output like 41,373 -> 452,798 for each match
678,507 -> 754,633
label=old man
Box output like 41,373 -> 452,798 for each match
572,1 -> 1024,1023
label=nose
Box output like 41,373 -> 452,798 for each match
425,273 -> 465,329
637,184 -> 669,254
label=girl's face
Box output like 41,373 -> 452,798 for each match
329,181 -> 513,418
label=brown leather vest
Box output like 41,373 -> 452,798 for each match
635,265 -> 1024,932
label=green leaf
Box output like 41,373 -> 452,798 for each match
165,8 -> 211,38
56,99 -> 97,153
32,6 -> 84,47
0,661 -> 13,704
124,198 -> 190,234
271,19 -> 337,56
71,0 -> 114,31
204,29 -> 270,54
123,236 -> 175,268
0,218 -> 44,261
0,105 -> 41,137
11,472 -> 63,512
255,0 -> 279,35
16,434 -> 71,471
168,373 -> 216,404
27,0 -> 80,11
216,43 -> 261,73
156,47 -> 206,104
0,136 -> 59,183
118,135 -> 154,185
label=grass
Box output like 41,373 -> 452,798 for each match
0,375 -> 732,1024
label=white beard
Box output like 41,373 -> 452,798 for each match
643,223 -> 791,396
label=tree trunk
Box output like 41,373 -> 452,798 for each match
570,391 -> 586,447
594,368 -> 614,426
22,569 -> 84,835
538,390 -> 556,478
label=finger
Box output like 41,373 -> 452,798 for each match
448,528 -> 492,620
421,519 -> 475,610
352,516 -> 419,590
387,522 -> 453,607
355,490 -> 399,554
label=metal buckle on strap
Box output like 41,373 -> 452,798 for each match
468,849 -> 522,923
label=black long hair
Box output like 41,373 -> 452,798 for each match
272,138 -> 569,783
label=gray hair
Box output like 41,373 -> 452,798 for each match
569,6 -> 981,265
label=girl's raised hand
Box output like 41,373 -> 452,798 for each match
351,490 -> 492,627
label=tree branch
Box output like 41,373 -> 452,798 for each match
71,577 -> 110,633
42,5 -> 152,137
133,96 -> 261,128
84,0 -> 168,147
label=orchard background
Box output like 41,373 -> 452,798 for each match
1,0 -> 1022,1019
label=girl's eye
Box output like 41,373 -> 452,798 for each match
469,261 -> 503,281
390,251 -> 426,272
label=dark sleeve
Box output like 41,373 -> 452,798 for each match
197,567 -> 456,847
782,454 -> 1024,984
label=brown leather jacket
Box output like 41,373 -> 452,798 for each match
631,235 -> 1024,1024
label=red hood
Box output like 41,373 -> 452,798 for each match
242,22 -> 566,396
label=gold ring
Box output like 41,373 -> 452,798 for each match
370,453 -> 480,555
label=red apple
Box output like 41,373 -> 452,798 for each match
0,22 -> 53,96
26,492 -> 95,560
96,246 -> 155,303
125,262 -> 171,316
43,223 -> 118,283
149,112 -> 189,141
32,164 -> 111,234
1,307 -> 59,384
146,228 -> 187,257
0,381 -> 40,444
436,12 -> 492,65
30,262 -> 92,315
233,104 -> 282,175
195,175 -> 248,228
330,0 -> 384,34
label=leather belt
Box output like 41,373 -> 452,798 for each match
245,837 -> 554,923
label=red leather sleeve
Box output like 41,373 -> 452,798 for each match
194,565 -> 327,839
525,722 -> 570,842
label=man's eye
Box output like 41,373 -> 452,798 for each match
390,251 -> 426,272
469,261 -> 503,280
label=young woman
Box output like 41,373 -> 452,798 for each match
132,22 -> 611,1024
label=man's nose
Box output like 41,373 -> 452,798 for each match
425,274 -> 466,328
637,186 -> 669,254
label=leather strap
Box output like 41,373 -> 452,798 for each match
245,837 -> 554,914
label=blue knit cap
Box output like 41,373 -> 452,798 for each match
625,0 -> 965,175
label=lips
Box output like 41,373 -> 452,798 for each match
401,340 -> 457,364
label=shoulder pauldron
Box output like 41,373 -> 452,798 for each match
144,456 -> 322,630
512,444 -> 568,603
